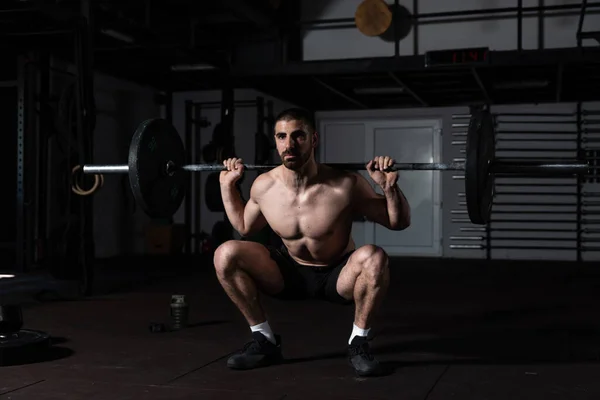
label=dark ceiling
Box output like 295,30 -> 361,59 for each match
1,0 -> 600,111
0,0 -> 285,73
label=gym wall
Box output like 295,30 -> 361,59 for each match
49,58 -> 161,258
301,0 -> 600,61
91,73 -> 162,257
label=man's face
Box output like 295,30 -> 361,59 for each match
274,119 -> 316,170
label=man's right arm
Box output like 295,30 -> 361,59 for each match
220,176 -> 269,237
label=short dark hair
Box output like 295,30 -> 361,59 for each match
274,108 -> 316,135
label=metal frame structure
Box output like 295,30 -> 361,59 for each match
15,56 -> 30,273
176,1 -> 600,108
182,95 -> 275,255
300,2 -> 600,47
219,46 -> 600,111
2,1 -> 599,108
9,4 -> 96,293
450,105 -> 600,260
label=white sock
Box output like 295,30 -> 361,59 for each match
250,321 -> 276,344
349,323 -> 371,344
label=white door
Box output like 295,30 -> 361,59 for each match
319,118 -> 442,257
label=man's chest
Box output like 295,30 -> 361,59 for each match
259,186 -> 354,237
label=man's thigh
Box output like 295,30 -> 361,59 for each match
219,240 -> 284,296
333,244 -> 388,301
322,251 -> 356,305
264,246 -> 311,301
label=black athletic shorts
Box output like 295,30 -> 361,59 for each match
267,245 -> 354,305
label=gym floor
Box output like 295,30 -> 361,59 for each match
3,256 -> 600,399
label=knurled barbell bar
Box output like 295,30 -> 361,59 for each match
79,111 -> 589,225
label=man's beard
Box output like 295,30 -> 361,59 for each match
280,150 -> 309,170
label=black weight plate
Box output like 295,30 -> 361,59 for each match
465,109 -> 495,225
479,111 -> 496,223
129,119 -> 187,218
0,305 -> 23,335
0,329 -> 51,366
205,172 -> 225,212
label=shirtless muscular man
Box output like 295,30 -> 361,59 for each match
214,108 -> 411,377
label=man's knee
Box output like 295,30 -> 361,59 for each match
213,240 -> 245,275
355,245 -> 389,282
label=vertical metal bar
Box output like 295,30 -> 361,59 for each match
22,55 -> 38,272
16,56 -> 26,272
267,100 -> 274,163
189,18 -> 196,48
184,100 -> 193,255
394,0 -> 400,57
412,0 -> 418,55
256,96 -> 265,165
74,1 -> 96,294
145,0 -> 151,27
577,102 -> 582,261
14,52 -> 40,273
555,64 -> 563,102
26,56 -> 37,272
263,98 -> 278,248
280,0 -> 299,64
279,30 -> 287,65
486,223 -> 491,260
576,0 -> 588,47
538,0 -> 544,49
165,90 -> 173,124
221,86 -> 235,239
35,52 -> 50,265
256,97 -> 264,136
285,0 -> 303,63
221,86 -> 235,135
194,104 -> 202,254
32,53 -> 40,267
517,0 -> 523,51
487,109 -> 495,260
471,67 -> 490,104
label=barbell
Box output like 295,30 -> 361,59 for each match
78,110 -> 589,225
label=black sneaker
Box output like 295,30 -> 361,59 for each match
226,332 -> 283,370
348,336 -> 382,377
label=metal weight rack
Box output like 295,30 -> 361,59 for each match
449,106 -> 600,260
448,111 -> 480,254
581,105 -> 600,260
182,96 -> 275,255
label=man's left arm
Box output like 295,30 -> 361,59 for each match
353,172 -> 411,230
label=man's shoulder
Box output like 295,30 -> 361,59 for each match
319,164 -> 360,185
250,169 -> 278,196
